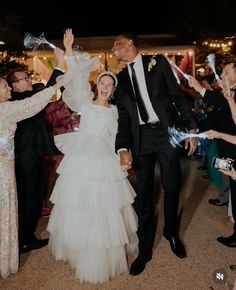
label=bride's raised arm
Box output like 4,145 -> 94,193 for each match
61,29 -> 99,111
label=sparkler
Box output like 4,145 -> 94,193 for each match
172,69 -> 181,84
168,126 -> 207,148
206,53 -> 220,80
24,32 -> 56,50
165,56 -> 190,80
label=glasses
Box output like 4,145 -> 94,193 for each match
13,76 -> 30,83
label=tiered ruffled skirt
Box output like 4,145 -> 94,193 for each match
47,132 -> 138,283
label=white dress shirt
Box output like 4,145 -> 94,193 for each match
118,55 -> 160,154
127,54 -> 159,125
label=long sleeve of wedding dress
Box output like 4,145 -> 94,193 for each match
62,54 -> 99,111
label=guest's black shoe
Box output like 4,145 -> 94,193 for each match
21,238 -> 49,253
164,235 -> 186,258
129,255 -> 151,276
217,235 -> 236,247
208,198 -> 228,206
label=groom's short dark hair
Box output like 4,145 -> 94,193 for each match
120,32 -> 140,48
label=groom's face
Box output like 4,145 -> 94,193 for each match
112,36 -> 132,62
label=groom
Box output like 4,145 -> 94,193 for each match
111,32 -> 198,276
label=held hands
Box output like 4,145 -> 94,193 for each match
119,151 -> 132,171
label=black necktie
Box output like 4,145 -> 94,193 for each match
130,62 -> 149,123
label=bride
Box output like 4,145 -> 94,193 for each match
47,29 -> 138,284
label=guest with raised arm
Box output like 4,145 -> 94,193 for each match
6,47 -> 65,254
0,73 -> 70,278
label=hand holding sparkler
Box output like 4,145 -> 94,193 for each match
188,76 -> 204,94
206,53 -> 220,80
168,126 -> 207,148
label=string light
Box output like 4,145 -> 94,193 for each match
202,35 -> 235,53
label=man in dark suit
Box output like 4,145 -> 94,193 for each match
188,61 -> 236,248
111,32 -> 198,276
6,47 -> 64,254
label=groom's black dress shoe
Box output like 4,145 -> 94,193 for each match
164,235 -> 186,258
129,254 -> 152,276
21,238 -> 49,253
217,235 -> 236,247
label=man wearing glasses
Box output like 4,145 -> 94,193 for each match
6,48 -> 64,255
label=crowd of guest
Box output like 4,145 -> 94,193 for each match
188,60 -> 236,246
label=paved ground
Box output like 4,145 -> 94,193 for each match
1,156 -> 236,290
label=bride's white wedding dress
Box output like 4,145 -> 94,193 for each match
47,55 -> 138,283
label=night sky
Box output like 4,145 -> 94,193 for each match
1,0 -> 178,38
1,0 -> 236,40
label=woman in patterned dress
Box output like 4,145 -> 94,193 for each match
0,74 -> 70,278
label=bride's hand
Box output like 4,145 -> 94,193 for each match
119,151 -> 132,171
63,28 -> 74,56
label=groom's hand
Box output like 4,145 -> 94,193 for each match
119,150 -> 132,171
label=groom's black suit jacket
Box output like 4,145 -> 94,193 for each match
114,54 -> 197,154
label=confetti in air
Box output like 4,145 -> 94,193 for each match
168,126 -> 207,148
165,56 -> 190,80
206,53 -> 220,80
24,32 -> 56,50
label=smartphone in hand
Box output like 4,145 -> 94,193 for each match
211,157 -> 234,171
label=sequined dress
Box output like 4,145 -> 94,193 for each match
0,87 -> 55,278
47,55 -> 138,283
